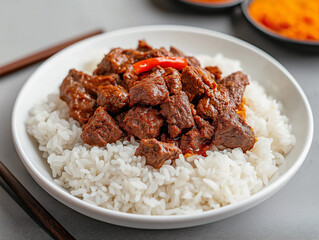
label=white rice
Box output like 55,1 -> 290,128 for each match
26,54 -> 295,215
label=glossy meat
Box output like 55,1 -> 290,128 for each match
170,46 -> 201,67
163,67 -> 182,95
93,48 -> 130,75
219,71 -> 249,108
212,108 -> 255,152
83,73 -> 121,95
129,72 -> 169,106
122,106 -> 164,139
97,85 -> 129,114
81,107 -> 123,147
181,66 -> 216,101
180,116 -> 214,154
205,66 -> 222,82
196,85 -> 230,121
60,69 -> 96,125
59,40 -> 256,168
135,138 -> 182,169
161,91 -> 195,138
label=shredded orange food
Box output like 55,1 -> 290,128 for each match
249,0 -> 319,41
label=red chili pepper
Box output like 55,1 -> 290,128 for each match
133,57 -> 188,74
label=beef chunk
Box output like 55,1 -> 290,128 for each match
185,56 -> 201,67
137,40 -> 153,52
169,46 -> 185,57
150,47 -> 173,57
93,48 -> 130,75
123,49 -> 150,62
180,129 -> 210,154
212,108 -> 255,152
97,85 -> 129,114
122,66 -> 139,90
135,139 -> 181,169
81,107 -> 123,147
169,46 -> 201,67
205,66 -> 222,83
194,115 -> 214,139
197,85 -> 230,121
129,73 -> 169,106
163,67 -> 182,95
122,106 -> 164,139
219,71 -> 249,108
83,73 -> 121,95
160,133 -> 180,148
196,97 -> 219,122
60,69 -> 95,125
161,91 -> 195,138
181,66 -> 217,101
180,116 -> 214,154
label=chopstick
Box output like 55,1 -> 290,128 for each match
0,29 -> 104,77
0,161 -> 75,240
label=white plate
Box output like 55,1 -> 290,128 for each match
12,25 -> 313,229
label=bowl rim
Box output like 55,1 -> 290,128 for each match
241,0 -> 319,47
12,25 -> 314,224
179,0 -> 243,9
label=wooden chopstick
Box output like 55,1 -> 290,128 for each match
0,161 -> 75,240
0,29 -> 104,77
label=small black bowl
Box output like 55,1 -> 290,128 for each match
178,0 -> 243,11
241,0 -> 319,51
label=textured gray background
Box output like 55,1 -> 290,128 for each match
0,0 -> 318,239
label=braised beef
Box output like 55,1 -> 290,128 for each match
163,67 -> 182,95
123,49 -> 150,62
196,97 -> 219,122
122,66 -> 139,90
137,39 -> 153,52
93,48 -> 129,75
205,66 -> 222,82
180,129 -> 204,154
181,66 -> 217,101
81,107 -> 123,147
160,133 -> 180,148
150,47 -> 173,58
97,85 -> 129,114
170,46 -> 185,57
135,138 -> 181,169
170,46 -> 201,67
83,73 -> 121,95
196,85 -> 230,121
161,91 -> 195,138
212,108 -> 255,152
60,40 -> 256,169
180,116 -> 214,154
60,69 -> 96,125
194,115 -> 214,139
122,106 -> 164,139
129,72 -> 169,106
219,71 -> 249,108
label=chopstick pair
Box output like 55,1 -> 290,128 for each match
0,29 -> 104,77
0,161 -> 75,240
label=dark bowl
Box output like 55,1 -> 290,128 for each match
241,0 -> 319,51
178,0 -> 243,11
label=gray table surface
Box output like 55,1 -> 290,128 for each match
0,0 -> 318,239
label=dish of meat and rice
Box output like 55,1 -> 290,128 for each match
26,39 -> 295,215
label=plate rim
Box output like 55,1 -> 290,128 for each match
11,25 -> 314,226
